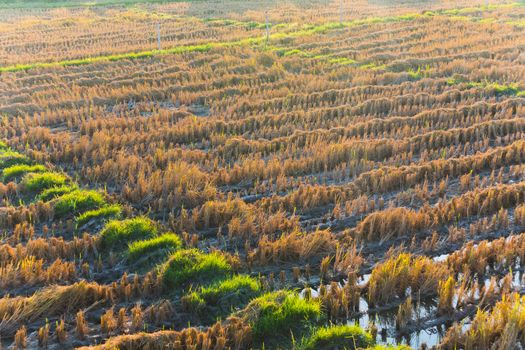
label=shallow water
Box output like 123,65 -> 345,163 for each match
432,253 -> 449,262
299,258 -> 525,349
300,284 -> 445,348
354,298 -> 443,348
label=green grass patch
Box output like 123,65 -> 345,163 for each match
161,249 -> 231,288
76,204 -> 122,228
0,141 -> 7,150
182,275 -> 261,319
241,291 -> 322,340
446,74 -> 468,85
467,82 -> 521,95
2,164 -> 46,182
405,65 -> 431,80
38,184 -> 78,202
359,62 -> 386,70
0,43 -> 214,73
298,324 -> 374,350
100,217 -> 158,250
127,232 -> 182,261
53,189 -> 106,218
327,56 -> 356,65
0,7 -> 497,74
447,78 -> 524,96
481,82 -> 520,95
506,19 -> 525,27
21,172 -> 68,193
442,3 -> 520,16
205,18 -> 266,30
0,151 -> 32,170
282,49 -> 307,57
407,67 -> 422,80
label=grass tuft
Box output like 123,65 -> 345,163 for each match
76,204 -> 122,228
100,217 -> 158,250
183,275 -> 261,318
0,151 -> 32,170
161,249 -> 231,288
2,164 -> 47,182
127,232 -> 182,261
38,184 -> 78,202
299,324 -> 374,350
22,172 -> 68,193
53,190 -> 106,218
240,290 -> 321,339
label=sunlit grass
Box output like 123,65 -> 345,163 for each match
38,184 -> 79,202
76,204 -> 122,228
100,217 -> 158,250
240,291 -> 322,339
2,164 -> 46,182
298,324 -> 374,350
21,172 -> 68,193
182,275 -> 261,318
447,78 -> 523,96
161,249 -> 231,288
53,189 -> 106,218
127,232 -> 182,261
0,151 -> 32,170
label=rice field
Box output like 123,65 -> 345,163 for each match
1,0 -> 525,349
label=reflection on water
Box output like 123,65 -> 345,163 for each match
352,297 -> 444,348
300,284 -> 446,348
298,260 -> 525,349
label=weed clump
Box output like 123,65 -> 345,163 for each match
0,150 -> 32,170
2,164 -> 46,182
162,249 -> 231,288
53,190 -> 106,218
100,217 -> 158,250
298,324 -> 374,350
182,275 -> 261,318
39,184 -> 78,202
22,172 -> 68,193
76,204 -> 122,228
128,233 -> 182,261
239,290 -> 321,339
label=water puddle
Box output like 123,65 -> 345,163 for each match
300,285 -> 444,348
298,257 -> 525,348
